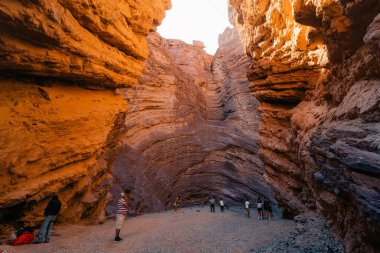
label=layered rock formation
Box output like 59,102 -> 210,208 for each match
108,29 -> 275,214
0,0 -> 169,232
0,0 -> 170,88
2,1 -> 377,252
229,0 -> 380,252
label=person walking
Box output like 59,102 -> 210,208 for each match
115,192 -> 128,242
219,198 -> 225,213
173,196 -> 181,214
244,200 -> 250,218
34,195 -> 61,243
257,197 -> 264,220
209,196 -> 215,213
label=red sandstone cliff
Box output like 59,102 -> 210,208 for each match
0,0 -> 169,233
229,0 -> 380,252
107,29 -> 275,214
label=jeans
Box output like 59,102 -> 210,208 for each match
210,204 -> 215,212
37,215 -> 56,242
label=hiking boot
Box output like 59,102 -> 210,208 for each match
114,237 -> 122,242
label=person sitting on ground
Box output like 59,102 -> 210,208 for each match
219,198 -> 225,213
209,196 -> 215,213
115,192 -> 128,242
12,227 -> 35,246
34,194 -> 61,243
256,197 -> 263,220
244,200 -> 250,218
173,196 -> 181,214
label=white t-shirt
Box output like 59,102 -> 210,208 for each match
219,200 -> 224,206
257,201 -> 263,208
245,201 -> 250,209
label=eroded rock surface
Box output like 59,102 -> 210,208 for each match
229,0 -> 380,252
0,0 -> 170,88
108,29 -> 275,214
0,0 -> 169,233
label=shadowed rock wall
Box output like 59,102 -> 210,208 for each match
229,0 -> 380,252
108,29 -> 275,214
0,0 -> 169,233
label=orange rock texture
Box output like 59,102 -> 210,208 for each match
0,0 -> 169,232
107,30 -> 275,214
229,0 -> 380,252
0,0 -> 170,88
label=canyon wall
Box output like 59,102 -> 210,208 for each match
107,29 -> 275,214
229,0 -> 380,252
0,0 -> 169,233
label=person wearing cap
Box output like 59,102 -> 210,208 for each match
115,192 -> 128,242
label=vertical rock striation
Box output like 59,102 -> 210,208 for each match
108,29 -> 275,214
229,0 -> 380,251
0,0 -> 169,233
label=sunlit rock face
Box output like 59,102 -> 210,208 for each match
0,0 -> 171,88
108,29 -> 275,214
229,0 -> 380,251
0,0 -> 169,233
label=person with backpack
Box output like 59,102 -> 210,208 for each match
34,195 -> 61,243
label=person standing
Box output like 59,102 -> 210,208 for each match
244,200 -> 250,218
173,196 -> 181,214
263,198 -> 270,219
257,197 -> 264,220
209,197 -> 215,213
268,201 -> 274,219
115,192 -> 128,242
35,195 -> 61,243
219,198 -> 225,213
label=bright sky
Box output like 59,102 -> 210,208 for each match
157,0 -> 232,55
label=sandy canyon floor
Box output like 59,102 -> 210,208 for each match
1,207 -> 343,253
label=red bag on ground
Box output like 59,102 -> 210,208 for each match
11,231 -> 34,246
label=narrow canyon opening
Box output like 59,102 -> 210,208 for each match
106,28 -> 274,215
0,0 -> 379,252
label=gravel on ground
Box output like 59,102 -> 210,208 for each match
0,207 -> 342,253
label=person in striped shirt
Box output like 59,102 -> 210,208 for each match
115,192 -> 128,242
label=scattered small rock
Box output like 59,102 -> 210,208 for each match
250,213 -> 344,253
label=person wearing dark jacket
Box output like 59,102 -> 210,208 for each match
34,195 -> 61,243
